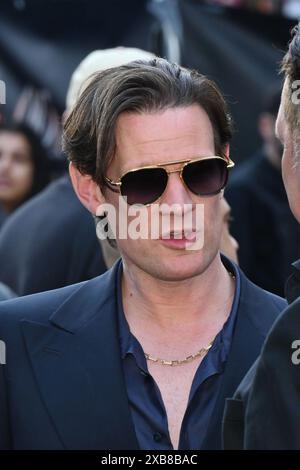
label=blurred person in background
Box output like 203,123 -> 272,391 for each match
226,87 -> 300,296
0,122 -> 50,228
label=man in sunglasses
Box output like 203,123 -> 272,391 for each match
0,58 -> 286,450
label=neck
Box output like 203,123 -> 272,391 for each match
122,253 -> 235,336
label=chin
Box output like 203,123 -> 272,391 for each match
140,249 -> 214,282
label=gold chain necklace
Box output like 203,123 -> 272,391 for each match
144,341 -> 214,366
144,269 -> 235,367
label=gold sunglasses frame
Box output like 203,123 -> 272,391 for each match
104,155 -> 235,205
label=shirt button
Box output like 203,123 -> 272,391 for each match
153,432 -> 162,443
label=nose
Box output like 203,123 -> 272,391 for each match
159,171 -> 193,208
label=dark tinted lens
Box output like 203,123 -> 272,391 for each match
182,158 -> 228,196
121,167 -> 168,205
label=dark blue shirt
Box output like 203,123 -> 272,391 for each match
116,256 -> 240,450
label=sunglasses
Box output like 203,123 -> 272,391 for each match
104,156 -> 235,206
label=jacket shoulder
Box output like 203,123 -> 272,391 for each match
0,280 -> 88,328
0,260 -> 117,332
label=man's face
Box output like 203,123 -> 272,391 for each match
276,80 -> 300,222
103,105 -> 226,281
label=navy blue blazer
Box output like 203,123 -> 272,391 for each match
0,259 -> 286,450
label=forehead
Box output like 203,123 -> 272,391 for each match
113,105 -> 215,172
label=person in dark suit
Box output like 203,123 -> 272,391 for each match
0,58 -> 286,450
0,174 -> 107,295
222,23 -> 300,450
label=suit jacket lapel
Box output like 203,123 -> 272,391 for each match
21,261 -> 139,450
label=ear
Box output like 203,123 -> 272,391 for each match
69,162 -> 105,215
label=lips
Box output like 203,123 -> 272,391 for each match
158,235 -> 197,250
157,229 -> 200,250
160,230 -> 197,240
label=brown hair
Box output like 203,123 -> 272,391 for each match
63,58 -> 233,187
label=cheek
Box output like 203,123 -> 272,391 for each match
200,198 -> 223,249
203,197 -> 223,231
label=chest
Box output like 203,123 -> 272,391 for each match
147,359 -> 202,449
